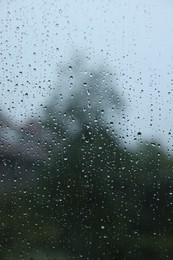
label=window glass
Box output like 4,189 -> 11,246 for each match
1,1 -> 173,259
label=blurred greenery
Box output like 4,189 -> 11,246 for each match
1,57 -> 173,259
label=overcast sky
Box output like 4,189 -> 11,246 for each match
1,0 -> 173,153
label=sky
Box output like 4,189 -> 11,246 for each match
1,0 -> 173,153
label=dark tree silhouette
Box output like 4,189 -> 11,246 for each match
1,57 -> 173,260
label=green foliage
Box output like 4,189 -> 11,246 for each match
1,58 -> 173,259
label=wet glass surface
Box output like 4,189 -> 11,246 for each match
1,1 -> 173,259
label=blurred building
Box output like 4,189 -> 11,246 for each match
0,112 -> 47,192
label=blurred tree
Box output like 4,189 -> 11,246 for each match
37,57 -> 128,258
36,57 -> 173,259
1,57 -> 173,260
42,55 -> 124,154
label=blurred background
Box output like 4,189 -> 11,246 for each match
1,0 -> 173,259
